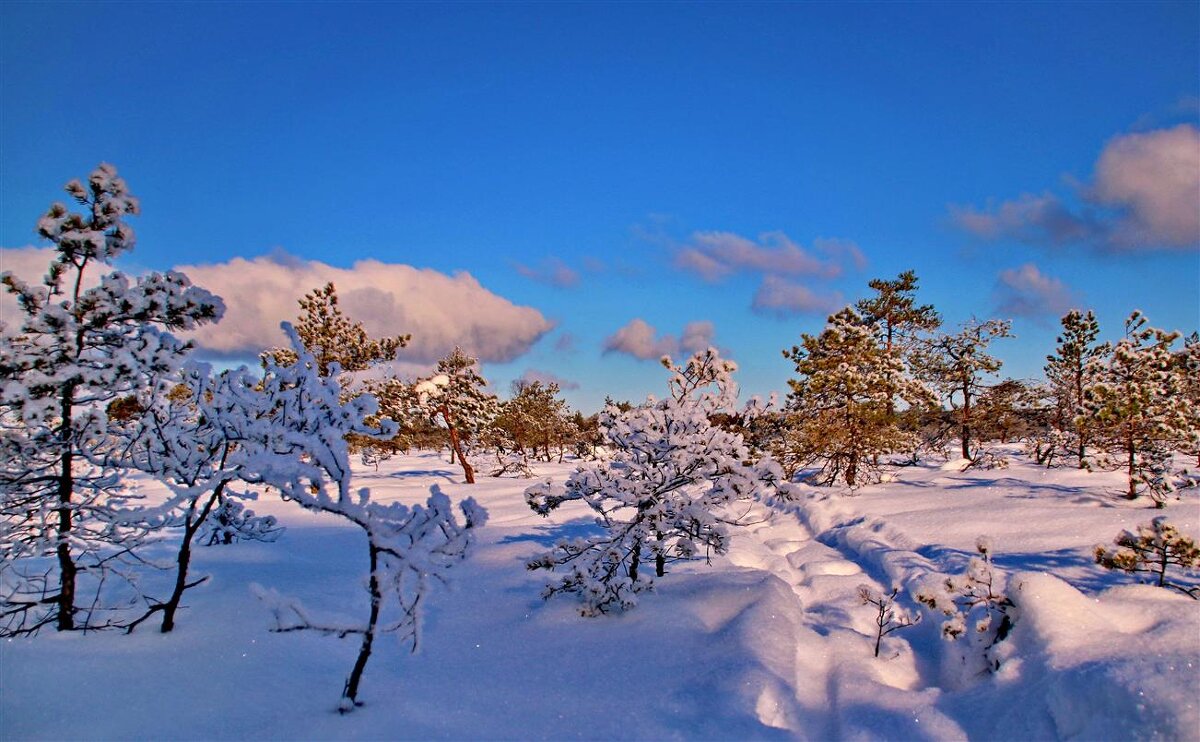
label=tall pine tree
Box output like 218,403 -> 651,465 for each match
1045,310 -> 1108,468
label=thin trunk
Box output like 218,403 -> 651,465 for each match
55,384 -> 76,631
1075,364 -> 1087,468
1125,428 -> 1137,500
160,482 -> 225,632
960,383 -> 972,460
343,545 -> 382,709
629,540 -> 641,583
447,424 -> 474,484
655,530 -> 665,578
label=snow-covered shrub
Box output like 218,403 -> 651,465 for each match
525,348 -> 790,616
251,325 -> 487,710
200,498 -> 281,547
1095,517 -> 1199,599
960,449 -> 1009,471
857,584 -> 921,658
0,164 -> 223,635
913,537 -> 1014,676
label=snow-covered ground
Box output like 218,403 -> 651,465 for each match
2,449 -> 1197,740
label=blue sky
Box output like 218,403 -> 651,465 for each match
2,1 -> 1197,411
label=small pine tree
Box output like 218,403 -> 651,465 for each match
412,348 -> 499,484
781,307 -> 934,488
1045,310 -> 1109,468
857,585 -> 920,657
855,270 -> 941,414
525,349 -> 790,615
263,282 -> 409,377
1084,312 -> 1191,505
1095,517 -> 1199,598
916,318 -> 1013,460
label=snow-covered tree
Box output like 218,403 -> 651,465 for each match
411,348 -> 499,484
1176,332 -> 1200,466
916,318 -> 1013,460
109,363 -> 280,633
1095,517 -> 1199,598
781,307 -> 934,488
263,282 -> 409,377
0,165 -> 223,634
250,325 -> 486,710
525,348 -> 790,616
857,584 -> 920,658
1084,312 -> 1192,505
1044,310 -> 1109,468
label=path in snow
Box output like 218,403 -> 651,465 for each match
723,500 -> 965,740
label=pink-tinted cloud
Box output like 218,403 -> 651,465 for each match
993,263 -> 1080,318
176,252 -> 554,363
951,125 -> 1200,251
513,257 -> 580,288
674,230 -> 853,282
602,318 -> 716,361
517,368 -> 580,391
751,276 -> 843,318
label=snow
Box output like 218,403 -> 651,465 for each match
2,447 -> 1197,740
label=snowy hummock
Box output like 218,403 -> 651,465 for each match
1,448 -> 1196,740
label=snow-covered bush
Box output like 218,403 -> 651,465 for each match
1095,517 -> 1199,598
251,325 -> 486,710
0,164 -> 223,635
857,584 -> 920,658
525,348 -> 790,616
960,449 -> 1009,471
199,498 -> 281,547
913,537 -> 1014,677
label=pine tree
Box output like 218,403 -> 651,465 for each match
1084,312 -> 1191,505
525,349 -> 791,615
0,164 -> 223,634
412,348 -> 499,484
1045,310 -> 1108,468
917,318 -> 1013,460
781,307 -> 934,487
264,282 -> 409,377
1096,517 -> 1199,598
1176,332 -> 1200,466
855,270 -> 941,415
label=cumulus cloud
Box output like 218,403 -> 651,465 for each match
993,263 -> 1080,318
673,230 -> 864,282
751,276 -> 843,318
176,252 -> 554,363
602,318 -> 716,361
513,257 -> 580,288
517,368 -> 580,390
952,124 -> 1200,251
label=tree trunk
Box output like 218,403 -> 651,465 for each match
160,484 -> 224,632
1126,433 -> 1137,500
655,530 -> 665,577
342,545 -> 382,710
960,385 -> 972,460
447,425 -> 475,484
629,540 -> 641,583
55,385 -> 76,631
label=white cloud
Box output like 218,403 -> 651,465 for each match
602,318 -> 715,361
751,276 -> 843,318
176,252 -> 554,363
951,124 -> 1200,251
993,263 -> 1079,318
